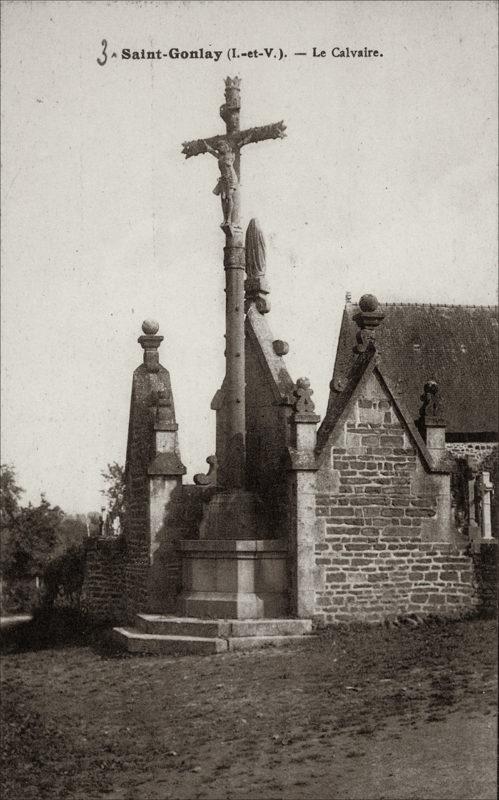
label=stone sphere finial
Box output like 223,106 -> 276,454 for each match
138,320 -> 163,372
142,319 -> 159,335
273,340 -> 289,357
353,294 -> 384,354
358,294 -> 379,313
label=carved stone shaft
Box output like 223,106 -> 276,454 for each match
223,235 -> 246,487
181,77 -> 286,489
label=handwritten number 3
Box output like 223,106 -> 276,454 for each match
97,39 -> 107,66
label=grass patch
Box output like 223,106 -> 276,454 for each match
1,616 -> 496,800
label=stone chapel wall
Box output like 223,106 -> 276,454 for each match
314,372 -> 479,624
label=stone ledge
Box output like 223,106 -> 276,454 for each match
177,538 -> 287,554
148,452 -> 186,476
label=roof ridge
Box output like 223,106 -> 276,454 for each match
346,301 -> 498,309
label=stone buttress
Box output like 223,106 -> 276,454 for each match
122,321 -> 188,619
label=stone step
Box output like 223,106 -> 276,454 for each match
135,614 -> 313,639
135,614 -> 228,638
111,617 -> 314,657
111,627 -> 228,655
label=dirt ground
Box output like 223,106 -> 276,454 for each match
0,616 -> 497,800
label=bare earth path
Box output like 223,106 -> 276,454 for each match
1,617 -> 497,799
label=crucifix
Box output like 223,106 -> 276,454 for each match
181,77 -> 286,489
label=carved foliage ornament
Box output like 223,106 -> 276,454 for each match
293,377 -> 316,414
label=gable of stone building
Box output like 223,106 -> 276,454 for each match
313,355 -> 473,624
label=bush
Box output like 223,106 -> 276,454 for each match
39,544 -> 87,612
0,578 -> 40,614
0,606 -> 98,654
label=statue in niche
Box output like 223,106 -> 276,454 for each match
245,218 -> 266,279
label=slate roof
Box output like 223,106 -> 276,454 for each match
329,303 -> 498,435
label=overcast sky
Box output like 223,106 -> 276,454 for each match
1,0 -> 497,512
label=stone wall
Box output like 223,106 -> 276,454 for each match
82,485 -> 207,624
82,537 -> 126,623
314,370 -> 479,624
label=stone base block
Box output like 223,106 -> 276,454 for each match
182,590 -> 287,620
178,539 -> 288,619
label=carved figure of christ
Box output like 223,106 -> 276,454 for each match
182,119 -> 286,230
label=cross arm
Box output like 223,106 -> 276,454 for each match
182,120 -> 287,159
236,121 -> 287,148
182,134 -> 226,159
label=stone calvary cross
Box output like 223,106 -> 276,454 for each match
181,77 -> 286,489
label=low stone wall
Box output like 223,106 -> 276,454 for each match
446,441 -> 497,462
82,537 -> 126,624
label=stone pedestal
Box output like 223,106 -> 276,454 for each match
199,489 -> 269,540
178,539 -> 288,619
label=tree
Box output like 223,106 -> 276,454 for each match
1,464 -> 24,577
0,463 -> 23,528
57,514 -> 88,550
100,462 -> 126,517
0,464 -> 64,579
